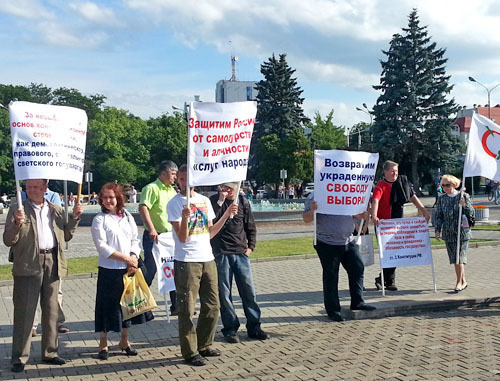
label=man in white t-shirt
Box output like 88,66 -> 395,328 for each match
127,186 -> 138,203
167,165 -> 237,366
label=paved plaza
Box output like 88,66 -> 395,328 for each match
1,195 -> 500,379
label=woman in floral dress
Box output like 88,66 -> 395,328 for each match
434,175 -> 474,292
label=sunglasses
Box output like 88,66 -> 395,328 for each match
442,184 -> 452,188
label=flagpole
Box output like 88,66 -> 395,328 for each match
455,183 -> 465,265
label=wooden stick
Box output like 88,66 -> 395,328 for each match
76,183 -> 82,205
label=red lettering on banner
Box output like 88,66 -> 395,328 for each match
163,265 -> 174,278
327,196 -> 334,204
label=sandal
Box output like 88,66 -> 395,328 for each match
199,347 -> 221,357
186,354 -> 207,366
98,349 -> 109,360
119,345 -> 138,356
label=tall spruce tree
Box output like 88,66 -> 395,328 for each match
372,9 -> 460,190
252,54 -> 309,184
254,53 -> 309,141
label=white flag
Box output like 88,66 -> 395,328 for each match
463,112 -> 500,181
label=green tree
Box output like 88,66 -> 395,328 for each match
0,109 -> 14,193
254,134 -> 283,185
98,157 -> 137,186
254,53 -> 309,141
87,107 -> 151,189
309,110 -> 347,150
146,112 -> 188,171
52,87 -> 106,120
372,9 -> 460,189
282,128 -> 313,183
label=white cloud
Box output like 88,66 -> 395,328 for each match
296,58 -> 379,90
68,2 -> 121,27
0,0 -> 54,20
37,21 -> 109,48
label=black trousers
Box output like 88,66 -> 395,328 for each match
314,241 -> 365,315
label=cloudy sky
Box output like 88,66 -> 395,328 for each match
1,0 -> 499,128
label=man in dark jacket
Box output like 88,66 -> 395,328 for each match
210,182 -> 269,343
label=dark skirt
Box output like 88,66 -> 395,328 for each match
95,267 -> 154,333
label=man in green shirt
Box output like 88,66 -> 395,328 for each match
139,160 -> 178,313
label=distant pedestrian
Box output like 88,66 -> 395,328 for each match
288,184 -> 295,199
127,186 -> 138,203
210,182 -> 269,344
434,175 -> 474,292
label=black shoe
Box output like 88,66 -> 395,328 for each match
386,284 -> 398,291
170,306 -> 178,316
185,354 -> 207,366
120,346 -> 138,356
98,349 -> 109,360
42,356 -> 66,366
375,277 -> 382,290
199,347 -> 221,357
351,303 -> 376,311
327,312 -> 345,322
224,334 -> 240,344
11,363 -> 25,372
248,330 -> 270,340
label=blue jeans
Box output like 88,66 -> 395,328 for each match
142,230 -> 176,309
314,241 -> 365,315
214,253 -> 261,337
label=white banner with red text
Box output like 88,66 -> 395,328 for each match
376,217 -> 433,268
152,232 -> 176,294
314,150 -> 378,215
9,101 -> 88,183
188,101 -> 257,186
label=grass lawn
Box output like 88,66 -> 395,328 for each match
0,236 -> 494,281
472,225 -> 500,231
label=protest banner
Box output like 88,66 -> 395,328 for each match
152,232 -> 176,294
376,217 -> 436,295
9,101 -> 88,183
377,217 -> 433,268
314,150 -> 379,215
187,101 -> 257,186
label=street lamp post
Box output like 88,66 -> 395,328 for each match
468,77 -> 500,119
355,103 -> 373,146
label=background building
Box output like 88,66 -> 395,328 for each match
215,56 -> 258,103
454,104 -> 500,137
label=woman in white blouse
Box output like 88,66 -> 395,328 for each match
91,183 -> 153,360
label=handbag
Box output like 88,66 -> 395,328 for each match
354,235 -> 375,266
120,268 -> 157,321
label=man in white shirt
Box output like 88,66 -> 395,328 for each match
167,165 -> 237,366
4,179 -> 82,372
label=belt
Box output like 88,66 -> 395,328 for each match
39,248 -> 55,254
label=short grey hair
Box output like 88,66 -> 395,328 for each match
383,160 -> 398,171
158,160 -> 178,174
